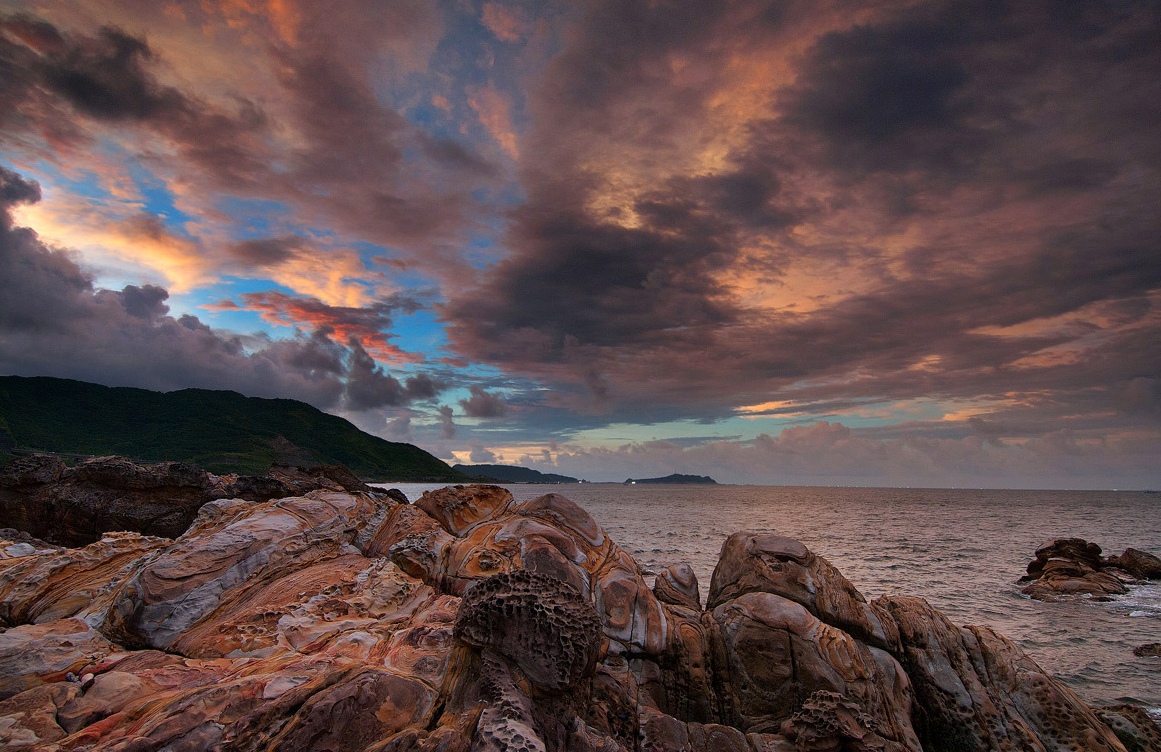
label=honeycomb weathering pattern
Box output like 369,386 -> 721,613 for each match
453,570 -> 602,692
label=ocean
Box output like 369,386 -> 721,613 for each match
380,483 -> 1161,710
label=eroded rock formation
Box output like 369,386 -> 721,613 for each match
1019,538 -> 1161,601
0,484 -> 1154,751
0,454 -> 390,547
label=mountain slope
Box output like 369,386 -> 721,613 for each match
453,464 -> 580,484
0,375 -> 467,481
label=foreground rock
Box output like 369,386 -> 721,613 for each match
0,484 -> 1152,751
1019,538 -> 1161,601
0,453 -> 391,547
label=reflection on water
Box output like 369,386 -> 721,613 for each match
380,483 -> 1161,708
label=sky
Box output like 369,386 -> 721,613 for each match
1,0 -> 1159,488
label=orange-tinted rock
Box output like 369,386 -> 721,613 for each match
708,531 -> 900,652
0,485 -> 1140,752
0,531 -> 167,626
707,591 -> 918,747
1096,704 -> 1161,752
1020,537 -> 1159,601
103,491 -> 395,650
1106,547 -> 1161,579
415,484 -> 514,535
654,562 -> 701,610
0,681 -> 79,749
0,618 -> 118,699
454,570 -> 601,692
367,503 -> 456,581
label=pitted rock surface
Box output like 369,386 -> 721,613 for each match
454,570 -> 602,692
0,484 -> 1148,752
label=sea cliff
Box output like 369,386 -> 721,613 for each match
0,476 -> 1156,751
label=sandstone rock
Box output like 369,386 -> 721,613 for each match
706,591 -> 918,747
0,527 -> 58,560
654,562 -> 701,610
0,618 -> 118,699
0,484 -> 1137,752
880,594 -> 1126,752
0,531 -> 168,626
0,453 -> 400,546
375,488 -> 669,656
1020,537 -> 1159,600
1027,538 -> 1107,575
0,453 -> 65,486
0,681 -> 79,749
708,531 -> 900,652
102,490 -> 398,651
415,484 -> 514,535
1107,548 -> 1161,579
1096,705 -> 1161,752
453,570 -> 602,692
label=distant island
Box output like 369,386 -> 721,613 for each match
454,463 -> 581,484
0,375 -> 467,481
624,473 -> 717,485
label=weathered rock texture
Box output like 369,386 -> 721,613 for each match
0,484 -> 1154,751
1019,538 -> 1161,601
0,453 -> 389,547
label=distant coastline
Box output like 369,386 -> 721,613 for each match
624,473 -> 717,485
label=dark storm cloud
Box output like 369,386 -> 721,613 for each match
443,0 -> 1161,436
0,166 -> 417,410
459,385 -> 507,418
0,15 -> 269,184
0,9 -> 495,260
344,338 -> 449,410
226,237 -> 305,267
37,25 -> 181,121
116,284 -> 169,319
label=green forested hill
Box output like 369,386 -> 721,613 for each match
0,375 -> 468,481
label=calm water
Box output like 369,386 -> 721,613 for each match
381,483 -> 1161,709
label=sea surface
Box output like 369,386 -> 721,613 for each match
380,483 -> 1161,710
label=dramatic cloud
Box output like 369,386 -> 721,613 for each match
444,0 -> 1161,438
459,385 -> 508,418
437,405 -> 456,440
0,167 -> 444,415
210,290 -> 422,363
1,1 -> 1157,486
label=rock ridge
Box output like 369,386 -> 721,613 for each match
0,484 -> 1153,751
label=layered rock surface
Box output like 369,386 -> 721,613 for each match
1019,538 -> 1161,601
0,454 -> 391,547
0,484 -> 1154,751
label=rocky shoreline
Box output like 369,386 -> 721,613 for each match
0,460 -> 1158,751
1018,537 -> 1161,602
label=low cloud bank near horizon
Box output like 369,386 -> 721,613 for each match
507,420 -> 1161,490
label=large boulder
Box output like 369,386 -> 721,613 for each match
880,595 -> 1128,752
708,531 -> 899,652
1020,537 -> 1159,601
